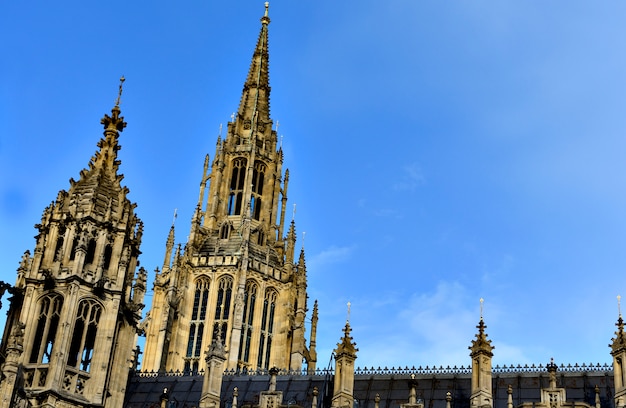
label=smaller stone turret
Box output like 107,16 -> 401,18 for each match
308,300 -> 319,372
540,358 -> 567,408
0,77 -> 145,408
469,299 -> 494,408
611,295 -> 626,408
332,305 -> 358,408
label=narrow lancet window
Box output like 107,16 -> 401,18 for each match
69,236 -> 78,261
103,244 -> 112,270
228,159 -> 247,215
238,281 -> 257,363
257,289 -> 276,369
67,299 -> 102,372
220,223 -> 231,239
30,294 -> 64,364
213,277 -> 233,346
251,162 -> 266,221
85,239 -> 97,265
185,278 -> 210,370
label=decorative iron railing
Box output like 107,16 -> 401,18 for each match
133,362 -> 612,378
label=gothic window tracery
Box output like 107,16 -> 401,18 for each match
213,276 -> 233,345
184,278 -> 210,372
238,281 -> 258,363
67,299 -> 102,372
228,158 -> 247,216
257,289 -> 276,369
29,293 -> 64,364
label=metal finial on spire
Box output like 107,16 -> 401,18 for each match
115,76 -> 125,106
619,294 -> 622,317
261,2 -> 270,25
347,301 -> 351,323
172,208 -> 178,225
219,123 -> 223,137
480,298 -> 484,320
292,203 -> 296,221
231,112 -> 235,122
302,231 -> 306,247
280,134 -> 283,148
276,120 -> 280,134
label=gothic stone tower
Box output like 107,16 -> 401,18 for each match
0,83 -> 146,408
142,3 -> 316,374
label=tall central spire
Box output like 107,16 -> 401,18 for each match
143,3 -> 315,374
237,2 -> 271,127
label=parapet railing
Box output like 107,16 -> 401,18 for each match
492,362 -> 612,373
133,362 -> 612,378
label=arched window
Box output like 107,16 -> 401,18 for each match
220,223 -> 231,240
30,294 -> 63,364
256,229 -> 265,246
69,236 -> 78,261
67,299 -> 102,372
84,239 -> 96,265
257,289 -> 276,369
228,158 -> 247,215
184,278 -> 210,372
238,281 -> 257,363
212,277 -> 233,346
214,277 -> 233,320
251,162 -> 266,220
103,244 -> 113,271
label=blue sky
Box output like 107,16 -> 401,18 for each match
2,2 -> 626,370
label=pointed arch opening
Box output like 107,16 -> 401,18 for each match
251,161 -> 266,221
212,276 -> 233,347
257,289 -> 277,369
29,293 -> 64,364
103,244 -> 113,271
84,239 -> 97,265
220,223 -> 232,240
238,280 -> 258,364
228,158 -> 247,216
184,277 -> 210,373
67,298 -> 102,373
69,236 -> 79,261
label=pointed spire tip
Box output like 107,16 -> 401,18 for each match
261,2 -> 270,24
115,76 -> 125,107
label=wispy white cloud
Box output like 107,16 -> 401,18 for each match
309,245 -> 356,267
347,280 -> 533,368
393,163 -> 426,192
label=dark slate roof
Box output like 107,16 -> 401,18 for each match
123,366 -> 615,408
